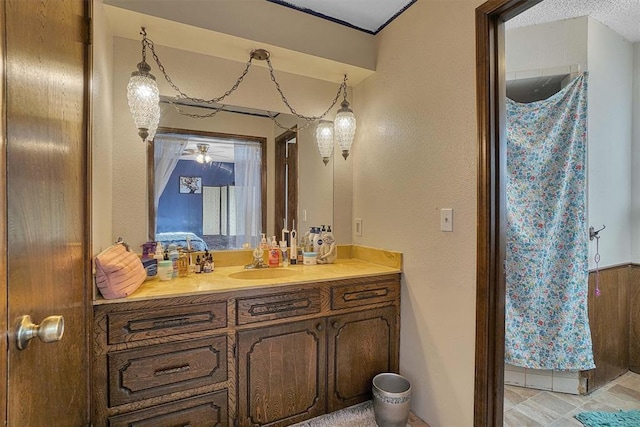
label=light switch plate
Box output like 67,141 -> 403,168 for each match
441,208 -> 453,232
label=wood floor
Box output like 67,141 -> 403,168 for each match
504,371 -> 640,426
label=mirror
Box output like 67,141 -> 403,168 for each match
149,103 -> 269,251
96,29 -> 342,253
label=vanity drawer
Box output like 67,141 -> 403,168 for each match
236,289 -> 321,325
108,390 -> 228,427
108,336 -> 228,406
331,278 -> 399,310
107,302 -> 227,345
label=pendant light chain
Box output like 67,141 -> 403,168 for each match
144,33 -> 255,105
265,56 -> 348,122
268,112 -> 314,132
167,99 -> 226,119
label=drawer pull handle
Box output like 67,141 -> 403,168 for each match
153,318 -> 190,328
249,299 -> 310,316
344,289 -> 388,301
332,321 -> 342,329
316,323 -> 324,331
154,364 -> 191,376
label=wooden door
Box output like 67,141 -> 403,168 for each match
237,319 -> 326,426
327,306 -> 398,412
3,0 -> 89,425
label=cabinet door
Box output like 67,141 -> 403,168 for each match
237,319 -> 326,426
327,306 -> 398,412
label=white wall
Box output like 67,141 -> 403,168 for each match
110,35 -> 350,250
506,18 -> 634,269
354,1 -> 482,425
92,0 -> 114,255
586,18 -> 634,269
633,43 -> 640,263
506,17 -> 588,74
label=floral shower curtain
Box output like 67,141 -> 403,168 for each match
505,73 -> 595,370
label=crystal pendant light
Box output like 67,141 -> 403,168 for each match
146,103 -> 160,142
127,59 -> 159,142
315,120 -> 334,165
334,93 -> 356,160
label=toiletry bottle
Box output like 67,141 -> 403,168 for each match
202,250 -> 212,273
154,242 -> 164,262
307,228 -> 316,252
260,233 -> 269,259
168,244 -> 179,278
314,227 -> 324,253
194,255 -> 202,274
178,252 -> 189,277
279,240 -> 288,267
290,223 -> 297,265
268,236 -> 280,267
208,251 -> 214,271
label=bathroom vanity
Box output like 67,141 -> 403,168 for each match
91,248 -> 401,426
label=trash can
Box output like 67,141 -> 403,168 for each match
372,372 -> 412,427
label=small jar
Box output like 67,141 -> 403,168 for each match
157,260 -> 173,281
303,251 -> 317,265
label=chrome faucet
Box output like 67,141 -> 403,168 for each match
245,247 -> 269,269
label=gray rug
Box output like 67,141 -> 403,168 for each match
291,401 -> 410,427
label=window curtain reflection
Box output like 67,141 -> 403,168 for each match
233,141 -> 261,248
154,135 -> 189,233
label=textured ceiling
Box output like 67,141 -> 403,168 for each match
507,0 -> 640,42
267,0 -> 415,34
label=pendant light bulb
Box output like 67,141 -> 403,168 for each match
315,120 -> 334,165
334,98 -> 356,160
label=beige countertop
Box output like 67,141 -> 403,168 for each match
93,245 -> 402,305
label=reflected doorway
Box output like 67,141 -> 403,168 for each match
275,128 -> 298,240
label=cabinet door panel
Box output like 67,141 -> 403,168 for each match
238,320 -> 326,426
108,390 -> 228,427
327,306 -> 398,411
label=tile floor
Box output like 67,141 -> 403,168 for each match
504,371 -> 640,426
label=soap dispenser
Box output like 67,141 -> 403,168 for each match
268,236 -> 280,267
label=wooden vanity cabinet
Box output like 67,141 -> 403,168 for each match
92,273 -> 400,427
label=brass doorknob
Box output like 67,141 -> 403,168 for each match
15,315 -> 64,350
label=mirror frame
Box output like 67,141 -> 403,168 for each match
147,126 -> 267,244
474,0 -> 544,426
